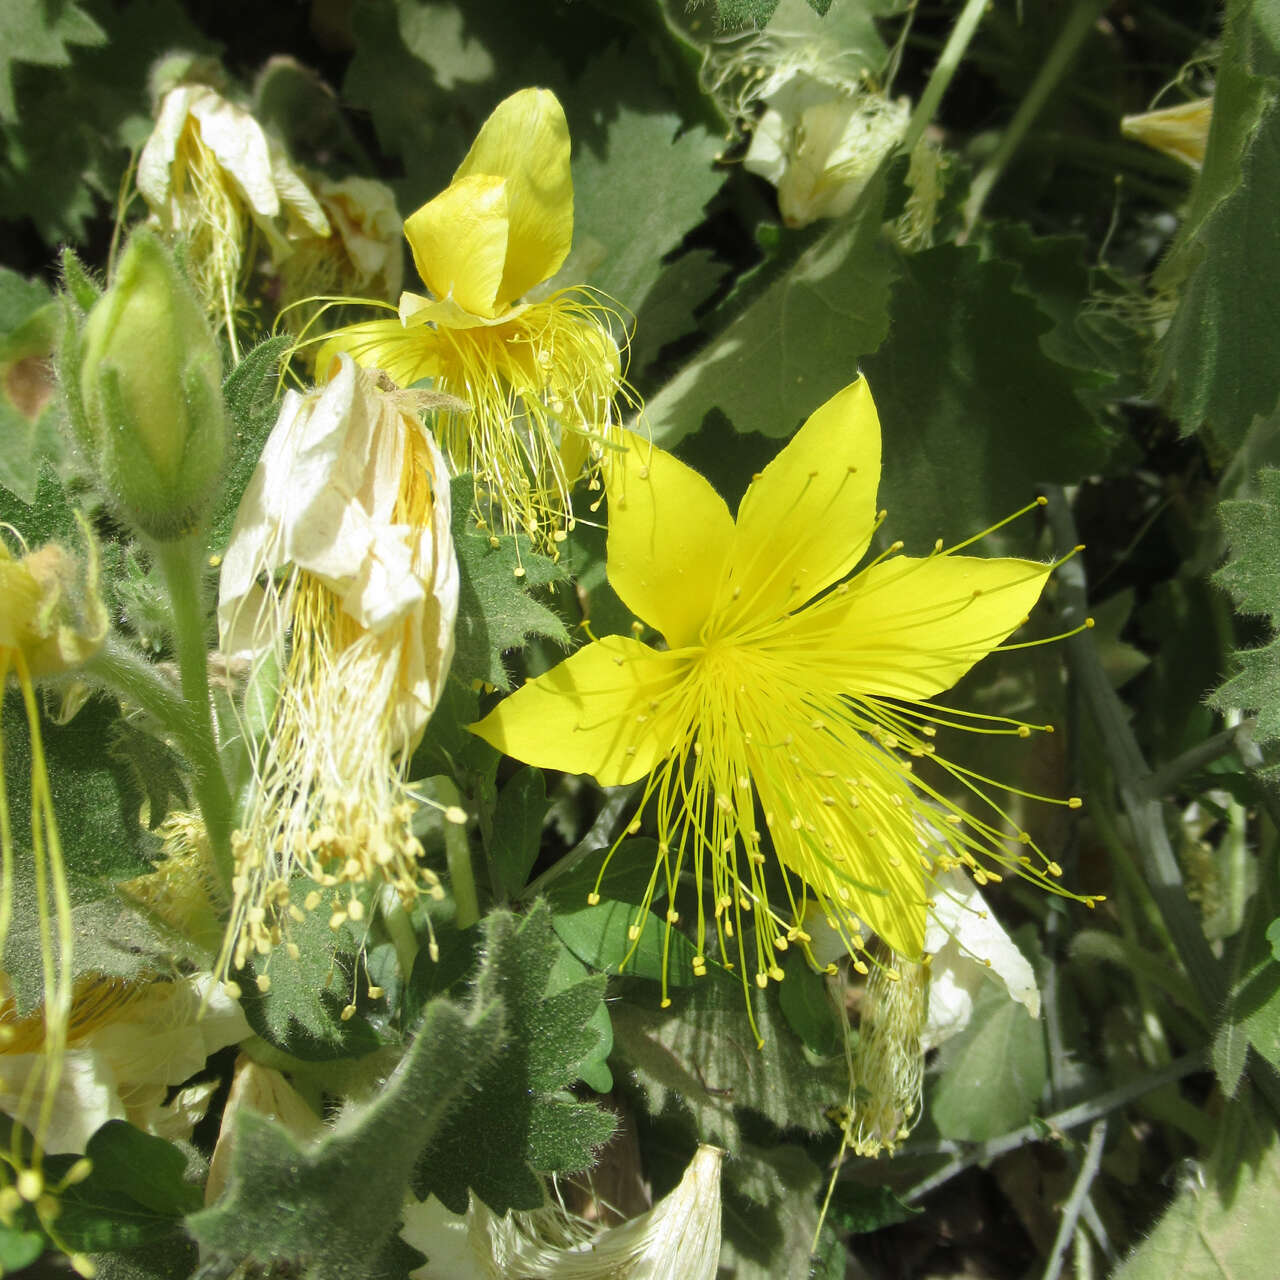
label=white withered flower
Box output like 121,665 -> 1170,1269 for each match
216,354 -> 460,987
137,81 -> 330,352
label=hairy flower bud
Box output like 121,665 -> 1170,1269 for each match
78,230 -> 226,540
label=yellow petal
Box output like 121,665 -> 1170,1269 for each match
823,553 -> 1052,699
403,174 -> 509,319
315,318 -> 443,388
454,88 -> 574,309
717,379 -> 880,628
604,433 -> 735,649
470,635 -> 688,787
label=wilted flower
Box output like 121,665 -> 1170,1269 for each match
701,0 -> 908,226
474,379 -> 1096,1042
743,86 -> 909,227
137,79 -> 330,354
0,973 -> 249,1155
400,1144 -> 723,1278
318,88 -> 628,550
216,354 -> 459,989
920,866 -> 1040,1052
1121,98 -> 1213,169
276,175 -> 404,344
0,526 -> 106,1170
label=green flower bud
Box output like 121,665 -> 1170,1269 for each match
79,230 -> 226,540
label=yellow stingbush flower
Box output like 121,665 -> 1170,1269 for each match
317,88 -> 627,550
473,379 -> 1097,1039
216,354 -> 459,988
138,80 -> 330,355
1121,98 -> 1213,170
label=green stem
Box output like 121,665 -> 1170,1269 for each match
900,0 -> 990,156
435,777 -> 479,929
151,535 -> 234,891
962,0 -> 1108,234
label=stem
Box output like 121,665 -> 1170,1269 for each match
900,0 -> 990,156
1041,1120 -> 1108,1280
900,1049 -> 1207,1201
1044,488 -> 1280,1118
961,0 -> 1108,234
521,783 -> 639,903
435,777 -> 479,929
152,536 -> 234,891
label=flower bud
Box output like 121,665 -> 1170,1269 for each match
78,230 -> 225,539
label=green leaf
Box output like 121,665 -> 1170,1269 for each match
930,969 -> 1048,1142
1114,1101 -> 1280,1279
568,50 -> 727,317
0,268 -> 61,503
187,990 -> 505,1280
549,943 -> 614,1093
235,881 -> 386,1062
0,1221 -> 44,1271
450,474 -> 570,690
1,690 -> 163,1013
719,1140 -> 826,1279
1269,918 -> 1280,962
611,967 -> 847,1152
862,242 -> 1114,552
54,1123 -> 198,1253
1210,469 -> 1280,765
0,0 -> 105,122
646,178 -> 895,447
490,765 -> 547,898
414,902 -> 616,1213
107,717 -> 189,830
0,457 -> 81,548
777,954 -> 842,1057
206,335 -> 291,557
828,1182 -> 919,1235
1153,0 -> 1280,449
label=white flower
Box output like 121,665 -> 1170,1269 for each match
921,868 -> 1040,1052
401,1145 -> 723,1279
744,84 -> 909,227
216,354 -> 460,981
0,974 -> 249,1154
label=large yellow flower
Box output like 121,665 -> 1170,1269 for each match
474,379 -> 1094,1026
317,88 -> 626,551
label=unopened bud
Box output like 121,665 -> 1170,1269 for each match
77,230 -> 226,539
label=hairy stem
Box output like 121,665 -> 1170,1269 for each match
901,0 -> 990,156
152,536 -> 234,891
962,0 -> 1108,233
435,776 -> 480,930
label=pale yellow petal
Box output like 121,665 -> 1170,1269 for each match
822,553 -> 1052,699
403,174 -> 509,318
604,432 -> 735,649
315,318 -> 443,388
716,378 -> 880,628
454,88 -> 574,308
470,636 -> 689,786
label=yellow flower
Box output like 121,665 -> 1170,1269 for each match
216,355 -> 459,988
317,88 -> 627,551
1121,98 -> 1213,170
473,379 -> 1095,1036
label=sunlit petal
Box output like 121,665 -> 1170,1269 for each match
605,432 -> 735,649
819,553 -> 1052,699
472,636 -> 689,787
454,87 -> 574,307
716,378 -> 880,629
315,317 -> 444,389
403,173 -> 509,318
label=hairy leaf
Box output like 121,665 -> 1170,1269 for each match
1210,468 -> 1280,769
450,475 -> 570,690
414,902 -> 616,1213
187,991 -> 504,1279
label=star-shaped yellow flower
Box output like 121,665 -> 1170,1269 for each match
318,88 -> 626,551
474,379 -> 1093,1020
